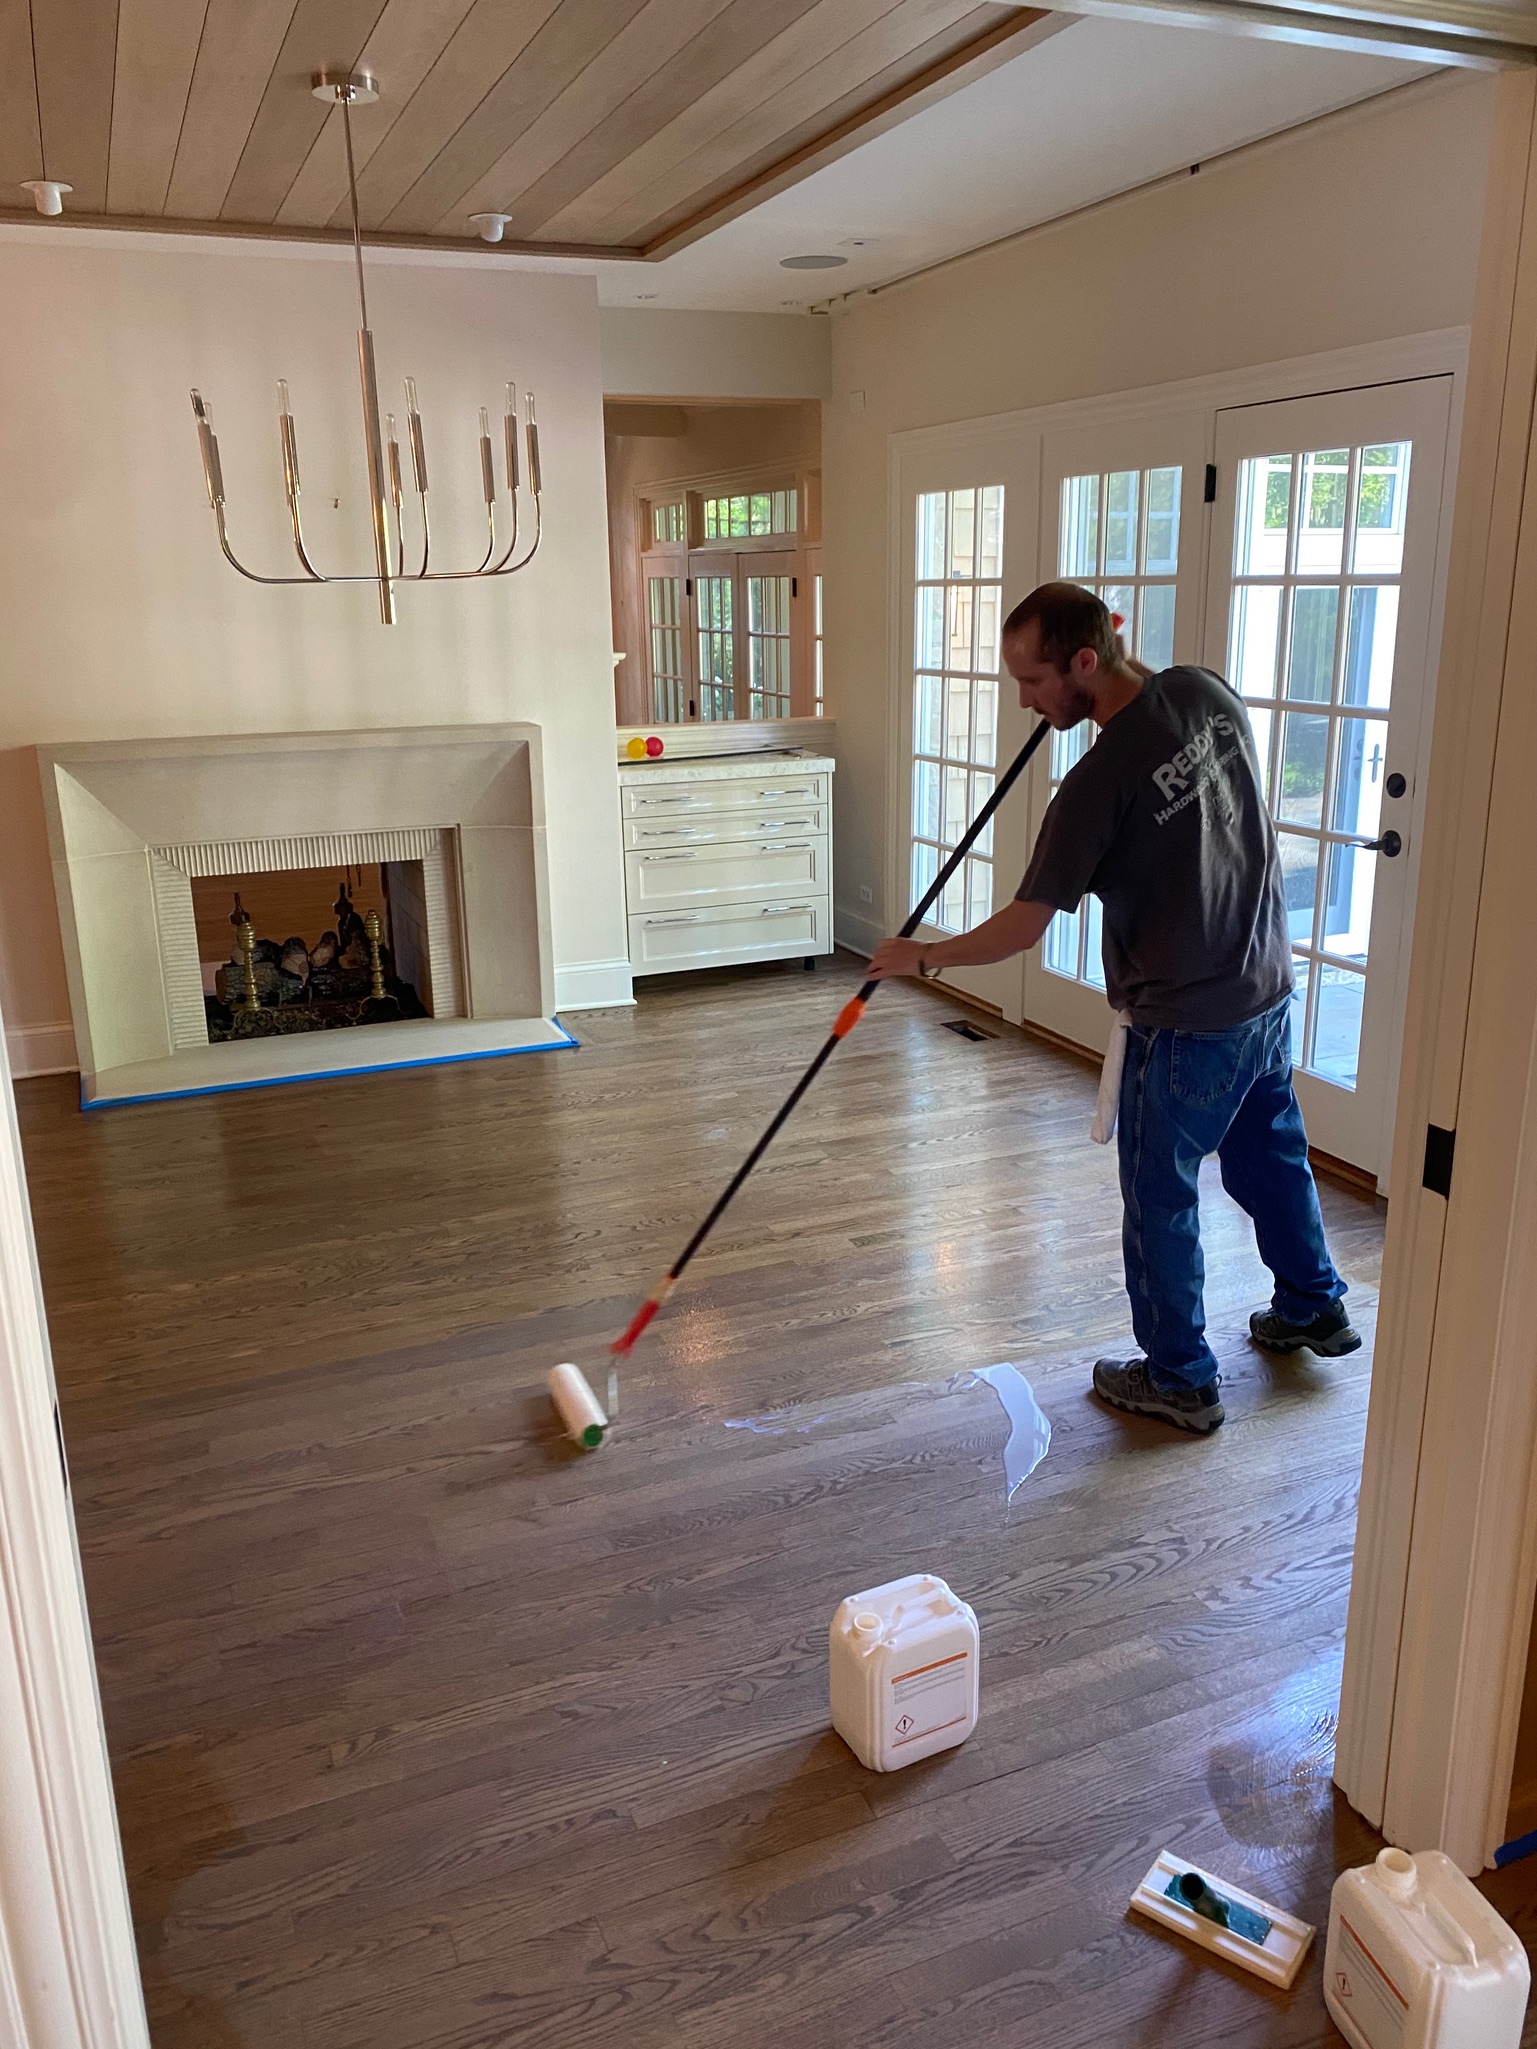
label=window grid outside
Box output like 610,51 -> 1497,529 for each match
1044,466 -> 1184,989
911,486 -> 1004,935
703,489 -> 797,541
695,575 -> 734,721
746,574 -> 792,718
1228,441 -> 1411,1089
647,575 -> 685,723
651,501 -> 684,545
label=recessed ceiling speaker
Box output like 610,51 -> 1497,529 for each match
780,253 -> 847,270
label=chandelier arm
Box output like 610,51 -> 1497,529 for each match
414,496 -> 540,580
209,504 -> 343,586
487,491 -> 542,577
414,487 -> 431,577
487,486 -> 521,574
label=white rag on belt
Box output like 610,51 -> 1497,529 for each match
1091,1012 -> 1133,1144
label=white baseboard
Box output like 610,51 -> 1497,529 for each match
5,1022 -> 77,1079
554,957 -> 635,1012
834,906 -> 880,958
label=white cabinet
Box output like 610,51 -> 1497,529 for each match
618,754 -> 835,976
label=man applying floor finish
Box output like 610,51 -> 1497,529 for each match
869,581 -> 1359,1434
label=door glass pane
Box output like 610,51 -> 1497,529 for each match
1313,966 -> 1365,1086
1289,954 -> 1311,1060
1331,717 -> 1388,839
1144,468 -> 1181,574
913,759 -> 940,841
1105,470 -> 1139,575
973,674 -> 997,767
1141,584 -> 1176,670
978,486 -> 1004,578
1051,720 -> 1092,782
1061,474 -> 1100,578
914,673 -> 942,756
1277,712 -> 1329,826
1231,584 -> 1282,700
1353,444 -> 1411,574
940,866 -> 966,931
942,764 -> 968,845
1045,905 -> 1081,977
969,772 -> 995,856
917,494 -> 946,579
1341,585 -> 1399,709
944,676 -> 972,761
912,839 -> 939,909
1248,707 -> 1275,803
947,584 -> 975,669
1279,832 -> 1320,946
967,857 -> 993,928
1235,454 -> 1292,575
1320,841 -> 1375,965
1296,449 -> 1349,575
915,586 -> 944,669
949,489 -> 976,576
1286,586 -> 1339,702
1084,893 -> 1107,991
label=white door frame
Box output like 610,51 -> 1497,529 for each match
0,1009 -> 148,2047
1336,69 -> 1537,1874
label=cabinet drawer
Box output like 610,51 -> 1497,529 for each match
624,804 -> 827,851
629,899 -> 828,973
625,837 -> 827,913
622,773 -> 828,818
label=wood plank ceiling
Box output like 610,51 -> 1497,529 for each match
0,0 -> 1053,260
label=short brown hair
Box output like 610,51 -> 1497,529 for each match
1003,581 -> 1119,674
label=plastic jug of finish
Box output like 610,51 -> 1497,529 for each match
1324,1847 -> 1529,2049
829,1573 -> 979,1773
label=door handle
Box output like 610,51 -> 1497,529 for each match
1352,830 -> 1402,857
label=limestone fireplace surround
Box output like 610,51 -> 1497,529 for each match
37,725 -> 570,1107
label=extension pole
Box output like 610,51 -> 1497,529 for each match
612,717 -> 1052,1358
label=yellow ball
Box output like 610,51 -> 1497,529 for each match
626,736 -> 648,760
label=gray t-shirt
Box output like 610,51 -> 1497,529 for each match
1016,666 -> 1292,1030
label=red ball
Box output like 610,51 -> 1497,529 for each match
645,735 -> 664,757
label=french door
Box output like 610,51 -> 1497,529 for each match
1203,379 -> 1451,1178
687,550 -> 801,722
1021,415 -> 1209,1051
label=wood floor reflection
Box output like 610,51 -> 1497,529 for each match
19,950 -> 1511,2047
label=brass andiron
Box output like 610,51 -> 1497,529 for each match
236,919 -> 261,1012
364,909 -> 386,1001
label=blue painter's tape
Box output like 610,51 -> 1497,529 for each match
1495,1828 -> 1537,1869
81,1022 -> 579,1111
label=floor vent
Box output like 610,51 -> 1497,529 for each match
942,1018 -> 995,1042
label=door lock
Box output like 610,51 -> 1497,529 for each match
1385,772 -> 1407,799
1353,830 -> 1402,857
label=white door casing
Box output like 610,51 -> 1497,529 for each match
0,1005 -> 149,2047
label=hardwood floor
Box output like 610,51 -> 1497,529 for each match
15,952 -> 1535,2045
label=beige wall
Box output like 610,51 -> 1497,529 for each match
822,74 -> 1496,951
0,231 -> 629,1073
600,308 -> 831,401
605,401 -> 821,722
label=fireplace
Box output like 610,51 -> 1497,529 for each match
37,726 -> 569,1107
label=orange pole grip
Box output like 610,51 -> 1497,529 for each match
832,996 -> 867,1040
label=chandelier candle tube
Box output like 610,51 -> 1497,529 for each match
526,393 -> 542,497
191,392 -> 224,509
478,409 -> 496,504
548,1363 -> 608,1450
504,385 -> 520,491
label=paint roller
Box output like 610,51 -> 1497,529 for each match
561,713 -> 1057,1434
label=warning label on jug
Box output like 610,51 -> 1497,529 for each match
887,1651 -> 972,1750
1333,1917 -> 1408,2048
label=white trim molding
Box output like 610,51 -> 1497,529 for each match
4,1026 -> 77,1082
1336,69 -> 1537,1872
0,1012 -> 149,2045
554,958 -> 635,1011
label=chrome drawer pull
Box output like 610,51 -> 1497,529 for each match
637,795 -> 690,806
756,786 -> 813,797
757,818 -> 812,829
758,842 -> 810,853
760,904 -> 810,917
645,914 -> 700,926
642,851 -> 698,862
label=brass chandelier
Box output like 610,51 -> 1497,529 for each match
190,70 -> 541,626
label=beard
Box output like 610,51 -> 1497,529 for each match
1054,677 -> 1097,728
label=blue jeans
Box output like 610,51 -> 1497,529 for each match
1117,995 -> 1345,1390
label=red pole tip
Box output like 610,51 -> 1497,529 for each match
831,996 -> 867,1040
612,1296 -> 661,1356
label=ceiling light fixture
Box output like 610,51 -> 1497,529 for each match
469,211 -> 511,243
21,179 -> 71,216
780,254 -> 847,270
189,71 -> 542,627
